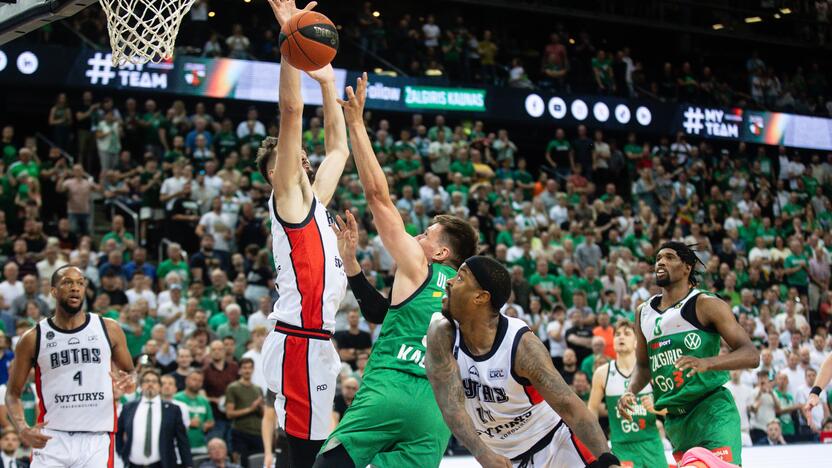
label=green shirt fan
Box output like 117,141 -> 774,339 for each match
100,0 -> 198,65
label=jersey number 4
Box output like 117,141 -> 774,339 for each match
73,371 -> 83,386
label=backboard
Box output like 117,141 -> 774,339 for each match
0,0 -> 99,46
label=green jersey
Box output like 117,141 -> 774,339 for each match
605,361 -> 659,443
364,263 -> 455,378
639,289 -> 729,412
174,391 -> 214,453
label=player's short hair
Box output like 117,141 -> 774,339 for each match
433,215 -> 478,269
51,264 -> 83,287
614,320 -> 635,333
255,136 -> 279,185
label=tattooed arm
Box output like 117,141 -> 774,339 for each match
514,330 -> 610,458
425,318 -> 511,468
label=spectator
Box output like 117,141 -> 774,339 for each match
199,438 -> 242,468
750,371 -> 780,444
756,419 -> 788,445
332,376 -> 360,426
0,429 -> 28,467
334,310 -> 373,371
216,303 -> 250,361
725,369 -> 756,447
225,24 -> 251,59
203,340 -> 238,445
224,357 -> 264,465
174,370 -> 215,456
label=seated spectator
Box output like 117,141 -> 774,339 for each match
199,437 -> 242,468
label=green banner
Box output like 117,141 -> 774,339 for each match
403,85 -> 486,111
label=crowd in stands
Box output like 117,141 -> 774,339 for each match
0,77 -> 831,463
23,0 -> 832,116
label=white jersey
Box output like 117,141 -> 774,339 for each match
34,314 -> 116,433
268,193 -> 346,332
454,315 -> 561,459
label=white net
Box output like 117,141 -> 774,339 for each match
100,0 -> 198,66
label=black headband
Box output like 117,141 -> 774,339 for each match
464,256 -> 511,311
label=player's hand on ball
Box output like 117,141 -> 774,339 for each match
617,392 -> 637,421
337,72 -> 368,123
476,450 -> 512,468
21,422 -> 51,449
306,64 -> 335,83
675,356 -> 710,378
268,0 -> 317,27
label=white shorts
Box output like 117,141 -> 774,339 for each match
511,421 -> 597,468
31,429 -> 115,468
262,324 -> 340,441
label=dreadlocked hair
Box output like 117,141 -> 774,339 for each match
657,241 -> 704,286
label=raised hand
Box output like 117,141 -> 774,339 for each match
267,0 -> 317,27
306,63 -> 336,83
336,72 -> 368,123
334,211 -> 358,261
110,369 -> 137,394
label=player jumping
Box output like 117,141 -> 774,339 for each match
258,1 -> 351,466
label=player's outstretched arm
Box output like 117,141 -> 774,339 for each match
621,306 -> 650,421
338,75 -> 427,285
5,329 -> 51,448
268,0 -> 316,218
514,332 -> 610,459
587,363 -> 608,417
309,65 -> 350,206
425,319 -> 511,468
675,295 -> 759,377
804,352 -> 832,412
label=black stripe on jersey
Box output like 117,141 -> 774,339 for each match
458,314 -> 508,362
47,313 -> 91,334
315,213 -> 327,333
99,314 -> 113,350
305,342 -> 312,439
389,263 -> 433,309
273,194 -> 317,229
33,322 -> 41,365
681,292 -> 719,333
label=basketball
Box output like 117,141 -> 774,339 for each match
279,11 -> 339,71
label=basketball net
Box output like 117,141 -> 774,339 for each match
100,0 -> 198,66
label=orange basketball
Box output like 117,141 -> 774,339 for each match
279,11 -> 339,71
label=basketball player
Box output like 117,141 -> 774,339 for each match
257,1 -> 351,466
617,242 -> 759,465
5,265 -> 136,467
588,321 -> 668,467
314,77 -> 478,467
426,256 -> 620,468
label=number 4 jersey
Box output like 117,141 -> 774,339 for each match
34,314 -> 116,432
638,288 -> 729,412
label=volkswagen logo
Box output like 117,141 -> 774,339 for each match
684,333 -> 701,350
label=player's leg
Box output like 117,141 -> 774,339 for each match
30,429 -> 74,468
533,422 -> 597,467
75,432 -> 116,468
624,438 -> 669,468
318,373 -> 405,467
666,388 -> 743,466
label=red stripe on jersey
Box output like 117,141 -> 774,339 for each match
570,430 -> 597,464
282,335 -> 312,439
284,216 -> 326,329
34,365 -> 46,424
108,432 -> 115,468
523,384 -> 545,405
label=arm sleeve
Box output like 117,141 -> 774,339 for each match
347,273 -> 390,325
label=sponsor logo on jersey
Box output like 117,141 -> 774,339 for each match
476,410 -> 533,439
54,392 -> 106,404
462,378 -> 509,403
488,369 -> 506,379
652,317 -> 663,336
316,384 -> 328,391
650,339 -> 671,350
88,335 -> 97,342
684,333 -> 701,350
46,331 -> 54,340
49,348 -> 102,369
68,337 -> 80,346
396,343 -> 425,368
468,366 -> 480,378
649,348 -> 683,372
46,341 -> 57,348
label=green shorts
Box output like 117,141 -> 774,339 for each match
321,370 -> 450,468
663,387 -> 743,466
612,437 -> 668,468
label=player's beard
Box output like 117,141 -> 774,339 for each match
441,291 -> 454,322
655,274 -> 671,287
59,297 -> 84,315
